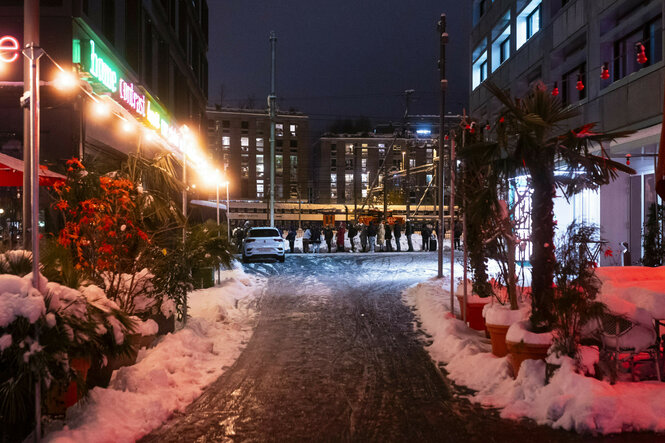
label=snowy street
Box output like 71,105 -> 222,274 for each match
142,253 -> 598,442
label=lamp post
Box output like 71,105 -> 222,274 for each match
225,181 -> 230,241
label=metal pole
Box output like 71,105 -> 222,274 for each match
226,184 -> 230,241
216,183 -> 220,229
450,136 -> 456,314
23,0 -> 39,251
182,154 -> 187,325
268,31 -> 277,227
404,89 -> 414,217
437,14 -> 448,280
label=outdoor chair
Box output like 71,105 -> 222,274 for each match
596,313 -> 661,384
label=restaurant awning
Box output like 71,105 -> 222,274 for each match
0,152 -> 66,187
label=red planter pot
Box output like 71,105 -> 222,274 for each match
456,295 -> 488,331
486,323 -> 510,357
45,356 -> 92,415
506,340 -> 550,377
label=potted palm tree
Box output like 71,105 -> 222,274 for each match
468,82 -> 633,371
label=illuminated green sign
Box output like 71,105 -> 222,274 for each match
89,40 -> 117,92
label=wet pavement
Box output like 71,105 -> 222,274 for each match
143,253 -> 662,442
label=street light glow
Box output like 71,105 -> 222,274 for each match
121,120 -> 135,133
92,100 -> 110,118
53,70 -> 78,91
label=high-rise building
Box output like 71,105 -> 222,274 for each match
469,0 -> 664,264
206,107 -> 310,202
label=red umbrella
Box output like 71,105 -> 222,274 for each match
0,152 -> 66,187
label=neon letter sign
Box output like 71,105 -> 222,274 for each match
89,40 -> 117,92
146,101 -> 161,129
0,36 -> 19,63
119,79 -> 146,117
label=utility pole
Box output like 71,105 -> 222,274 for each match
268,32 -> 277,227
404,89 -> 414,218
437,14 -> 448,279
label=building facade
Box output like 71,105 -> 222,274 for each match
206,107 -> 310,202
0,0 -> 209,165
469,0 -> 664,265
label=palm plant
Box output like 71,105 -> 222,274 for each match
472,81 -> 634,331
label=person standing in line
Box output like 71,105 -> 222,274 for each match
368,220 -> 377,252
287,225 -> 297,253
405,219 -> 414,252
360,223 -> 368,252
310,224 -> 321,253
454,220 -> 462,250
336,223 -> 346,252
394,220 -> 402,252
422,223 -> 430,251
385,222 -> 393,252
377,221 -> 385,252
303,225 -> 311,253
348,223 -> 358,252
324,225 -> 334,253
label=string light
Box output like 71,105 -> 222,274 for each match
600,63 -> 610,80
635,42 -> 647,64
551,81 -> 559,96
576,74 -> 585,91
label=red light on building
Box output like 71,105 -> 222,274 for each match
551,82 -> 559,96
600,63 -> 610,80
576,74 -> 584,91
0,35 -> 20,63
635,42 -> 647,65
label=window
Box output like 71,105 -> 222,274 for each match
330,173 -> 337,184
290,139 -> 298,148
472,49 -> 488,89
241,137 -> 249,147
517,0 -> 542,49
222,120 -> 230,128
527,5 -> 541,39
613,16 -> 663,82
241,121 -> 249,129
361,158 -> 367,169
331,158 -> 337,167
257,180 -> 264,195
290,155 -> 298,181
490,12 -> 511,71
256,155 -> 264,177
290,124 -> 297,136
345,159 -> 353,170
275,155 -> 283,175
479,0 -> 489,17
276,123 -> 284,137
256,137 -> 264,148
345,143 -> 354,154
222,136 -> 230,146
561,64 -> 586,105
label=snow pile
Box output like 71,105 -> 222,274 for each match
403,278 -> 665,435
483,302 -> 529,326
0,274 -> 45,327
45,267 -> 263,443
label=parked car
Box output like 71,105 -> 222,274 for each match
242,227 -> 286,263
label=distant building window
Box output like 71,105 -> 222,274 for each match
345,143 -> 354,154
275,155 -> 283,175
290,124 -> 297,136
222,120 -> 230,128
331,173 -> 337,184
290,155 -> 298,180
331,158 -> 337,167
256,137 -> 264,147
256,155 -> 264,177
241,137 -> 249,147
480,60 -> 488,82
345,159 -> 353,170
361,158 -> 367,169
499,37 -> 510,63
290,139 -> 298,148
276,123 -> 284,137
517,0 -> 542,50
222,136 -> 230,146
241,121 -> 249,129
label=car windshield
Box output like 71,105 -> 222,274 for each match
248,228 -> 280,238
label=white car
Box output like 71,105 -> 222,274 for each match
242,227 -> 286,263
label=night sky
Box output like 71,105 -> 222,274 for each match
208,1 -> 472,134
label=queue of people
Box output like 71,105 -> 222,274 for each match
278,220 -> 444,254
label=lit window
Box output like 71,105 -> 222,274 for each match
361,173 -> 369,183
290,124 -> 297,136
362,189 -> 368,198
378,143 -> 385,148
290,155 -> 298,180
345,143 -> 354,154
361,158 -> 367,169
276,124 -> 284,137
472,49 -> 488,89
256,137 -> 264,147
517,0 -> 541,50
409,158 -> 416,168
345,173 -> 353,182
222,136 -> 230,146
275,155 -> 283,175
491,12 -> 511,71
241,137 -> 249,147
331,173 -> 337,183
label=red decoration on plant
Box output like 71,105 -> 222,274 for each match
625,153 -> 631,166
551,81 -> 559,96
635,42 -> 648,65
576,74 -> 584,91
600,63 -> 610,80
604,249 -> 613,258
